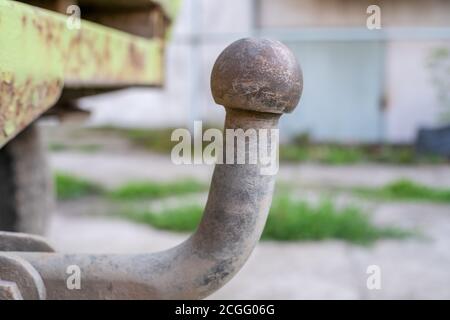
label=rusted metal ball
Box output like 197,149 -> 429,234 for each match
211,38 -> 303,114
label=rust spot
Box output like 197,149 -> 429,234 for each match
21,15 -> 27,27
45,19 -> 54,44
46,31 -> 54,43
0,74 -> 63,145
103,36 -> 111,61
32,18 -> 43,34
128,43 -> 145,70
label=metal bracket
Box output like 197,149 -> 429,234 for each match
0,254 -> 47,300
0,232 -> 55,252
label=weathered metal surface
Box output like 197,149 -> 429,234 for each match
15,115 -> 281,300
211,38 -> 303,114
0,231 -> 55,252
80,9 -> 168,39
0,254 -> 47,299
43,99 -> 91,122
0,38 -> 303,300
21,0 -> 180,38
0,0 -> 165,147
0,123 -> 54,235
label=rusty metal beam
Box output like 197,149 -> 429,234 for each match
18,0 -> 181,23
20,0 -> 180,39
0,0 -> 168,147
77,0 -> 182,22
80,8 -> 168,39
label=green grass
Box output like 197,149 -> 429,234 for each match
279,133 -> 447,164
125,205 -> 204,232
94,126 -> 222,155
120,128 -> 178,154
261,197 -> 409,244
49,143 -> 102,153
54,171 -> 206,201
89,126 -> 447,165
91,126 -> 182,154
55,173 -> 103,200
280,144 -> 365,164
49,143 -> 69,152
121,197 -> 411,245
279,144 -> 445,165
355,179 -> 450,203
109,179 -> 206,200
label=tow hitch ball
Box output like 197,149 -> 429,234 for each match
0,38 -> 303,300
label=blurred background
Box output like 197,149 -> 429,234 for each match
3,0 -> 450,299
82,0 -> 450,144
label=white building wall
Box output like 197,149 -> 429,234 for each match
385,41 -> 449,143
81,0 -> 450,144
260,0 -> 450,28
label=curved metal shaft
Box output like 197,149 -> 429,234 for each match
2,37 -> 302,300
15,110 -> 279,299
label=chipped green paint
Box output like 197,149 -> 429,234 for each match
3,121 -> 16,136
0,0 -> 171,148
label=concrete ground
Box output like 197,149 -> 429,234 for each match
44,144 -> 450,300
47,204 -> 450,299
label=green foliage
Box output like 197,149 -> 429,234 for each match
122,128 -> 178,153
109,179 -> 206,200
49,143 -> 102,153
125,205 -> 203,232
48,143 -> 68,152
55,173 -> 103,200
122,197 -> 411,245
280,144 -> 365,164
55,170 -> 206,201
94,126 -> 220,154
279,142 -> 446,165
356,179 -> 450,203
89,126 -> 447,165
261,197 -> 409,244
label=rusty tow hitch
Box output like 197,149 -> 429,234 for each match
0,38 -> 303,300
